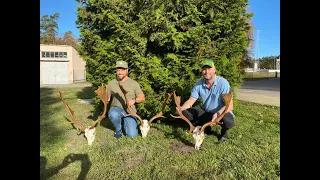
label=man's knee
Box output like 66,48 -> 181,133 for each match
108,107 -> 121,121
123,116 -> 138,138
125,125 -> 138,138
182,107 -> 200,121
182,110 -> 192,121
126,131 -> 138,138
222,113 -> 234,129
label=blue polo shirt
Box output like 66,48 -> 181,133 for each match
191,75 -> 234,117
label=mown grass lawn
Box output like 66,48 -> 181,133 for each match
40,87 -> 280,180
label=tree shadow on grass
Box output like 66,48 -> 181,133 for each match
40,88 -> 67,147
75,87 -> 95,99
40,153 -> 91,180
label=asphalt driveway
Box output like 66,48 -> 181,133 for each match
235,78 -> 280,107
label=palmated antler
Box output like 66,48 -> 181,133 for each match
148,93 -> 172,126
118,83 -> 144,126
170,91 -> 196,133
59,91 -> 87,131
89,84 -> 109,129
199,89 -> 233,134
58,83 -> 109,131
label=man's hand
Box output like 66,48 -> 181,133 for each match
210,113 -> 218,126
176,106 -> 183,113
128,99 -> 135,107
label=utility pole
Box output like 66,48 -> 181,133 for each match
257,30 -> 261,70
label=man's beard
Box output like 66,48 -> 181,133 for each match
117,75 -> 125,81
203,75 -> 211,80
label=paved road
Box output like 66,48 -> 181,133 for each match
235,78 -> 280,107
40,78 -> 280,107
239,78 -> 280,92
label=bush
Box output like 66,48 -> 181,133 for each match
76,0 -> 252,117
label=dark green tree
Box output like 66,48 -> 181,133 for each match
75,0 -> 253,117
40,13 -> 60,44
259,55 -> 279,69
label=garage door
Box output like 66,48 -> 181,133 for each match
41,62 -> 69,84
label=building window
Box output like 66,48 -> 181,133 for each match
41,51 -> 68,58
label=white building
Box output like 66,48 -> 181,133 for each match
40,44 -> 86,84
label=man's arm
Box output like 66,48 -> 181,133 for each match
211,98 -> 233,124
135,93 -> 145,103
180,82 -> 199,111
210,79 -> 233,124
180,97 -> 197,111
128,81 -> 145,106
216,98 -> 233,116
128,93 -> 145,106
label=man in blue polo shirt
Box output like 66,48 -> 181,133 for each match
180,59 -> 235,142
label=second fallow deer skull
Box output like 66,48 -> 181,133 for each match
118,83 -> 172,137
170,89 -> 233,150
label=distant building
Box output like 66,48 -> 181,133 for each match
253,61 -> 258,72
40,44 -> 86,84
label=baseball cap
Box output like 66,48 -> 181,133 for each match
201,59 -> 215,68
115,61 -> 128,68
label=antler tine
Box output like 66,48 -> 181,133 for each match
199,89 -> 233,133
170,91 -> 196,133
58,91 -> 86,131
148,92 -> 173,125
118,83 -> 144,126
89,83 -> 109,129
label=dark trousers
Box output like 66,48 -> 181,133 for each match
182,107 -> 234,138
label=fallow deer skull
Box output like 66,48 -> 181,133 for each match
58,84 -> 109,145
192,126 -> 205,150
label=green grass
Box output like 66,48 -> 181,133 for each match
72,81 -> 92,85
244,72 -> 280,80
40,87 -> 280,180
243,77 -> 277,81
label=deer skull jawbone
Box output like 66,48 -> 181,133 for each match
192,126 -> 205,150
84,127 -> 96,145
139,120 -> 150,138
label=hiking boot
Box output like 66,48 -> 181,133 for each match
218,136 -> 228,143
219,127 -> 229,142
114,131 -> 122,139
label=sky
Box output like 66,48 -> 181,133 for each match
40,0 -> 280,58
